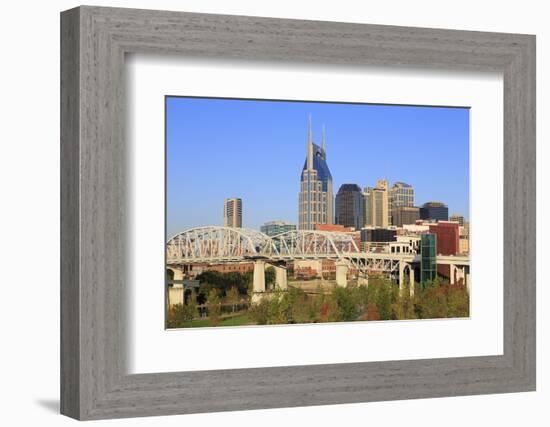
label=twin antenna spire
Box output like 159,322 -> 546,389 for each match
306,115 -> 326,171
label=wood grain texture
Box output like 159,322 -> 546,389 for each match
60,7 -> 80,419
60,6 -> 536,420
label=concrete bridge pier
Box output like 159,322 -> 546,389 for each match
457,265 -> 469,293
171,267 -> 184,283
399,261 -> 405,296
399,261 -> 415,298
335,260 -> 348,287
167,285 -> 184,308
273,265 -> 288,290
357,273 -> 368,287
450,264 -> 456,285
253,260 -> 266,294
166,267 -> 185,308
409,266 -> 415,298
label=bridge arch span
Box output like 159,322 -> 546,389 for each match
271,229 -> 359,258
166,226 -> 278,264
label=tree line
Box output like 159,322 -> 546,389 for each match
167,275 -> 469,328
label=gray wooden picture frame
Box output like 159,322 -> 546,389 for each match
60,5 -> 536,420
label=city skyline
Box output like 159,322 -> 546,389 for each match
166,97 -> 469,237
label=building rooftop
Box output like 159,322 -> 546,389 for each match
262,220 -> 295,226
422,201 -> 447,208
337,183 -> 362,193
393,181 -> 412,188
302,143 -> 332,189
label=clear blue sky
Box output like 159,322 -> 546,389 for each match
166,97 -> 469,237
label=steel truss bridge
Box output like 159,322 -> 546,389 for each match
167,226 -> 468,274
166,226 -> 470,296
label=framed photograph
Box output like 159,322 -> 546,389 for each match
61,6 -> 536,420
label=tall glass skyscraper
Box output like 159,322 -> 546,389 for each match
299,119 -> 333,230
335,184 -> 364,230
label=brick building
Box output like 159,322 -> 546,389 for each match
428,221 -> 460,280
428,221 -> 460,255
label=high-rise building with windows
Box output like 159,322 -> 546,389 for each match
389,182 -> 415,210
260,220 -> 296,236
420,201 -> 449,222
363,179 -> 389,228
391,206 -> 420,227
223,198 -> 242,228
298,119 -> 333,230
450,213 -> 465,226
335,184 -> 364,230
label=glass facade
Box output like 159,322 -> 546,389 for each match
335,184 -> 364,229
360,228 -> 396,242
420,233 -> 437,285
419,202 -> 449,222
299,141 -> 334,230
260,221 -> 297,236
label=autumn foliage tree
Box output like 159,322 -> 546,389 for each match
366,303 -> 380,321
225,287 -> 240,313
207,289 -> 221,326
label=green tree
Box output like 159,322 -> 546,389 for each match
249,298 -> 269,325
392,294 -> 416,320
331,287 -> 357,321
373,281 -> 394,320
226,287 -> 240,313
447,284 -> 469,318
326,295 -> 343,322
166,303 -> 194,328
197,269 -> 253,296
265,266 -> 276,288
416,284 -> 448,319
287,287 -> 307,323
366,303 -> 380,321
268,290 -> 290,324
185,290 -> 198,320
207,289 -> 221,326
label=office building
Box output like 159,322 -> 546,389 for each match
316,224 -> 361,249
391,206 -> 420,227
459,223 -> 470,254
459,236 -> 470,254
363,179 -> 389,227
260,221 -> 296,236
419,201 -> 449,221
450,214 -> 465,226
389,181 -> 414,209
315,224 -> 354,232
428,221 -> 460,255
223,198 -> 242,228
335,183 -> 364,230
298,119 -> 334,230
360,227 -> 397,243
